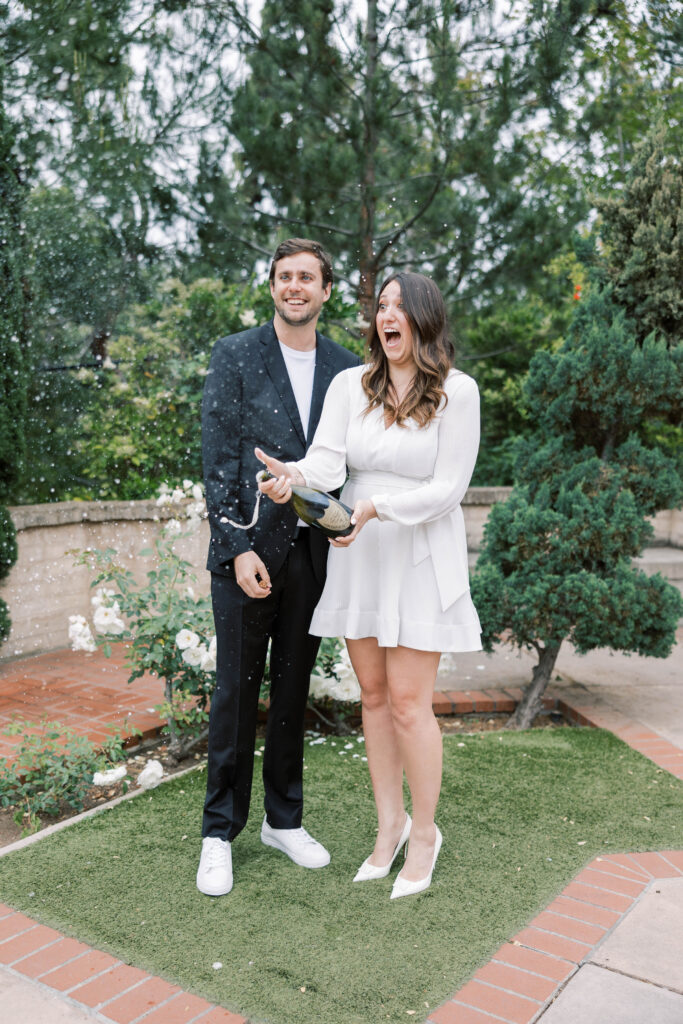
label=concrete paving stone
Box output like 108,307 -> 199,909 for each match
1,965 -> 100,1023
589,878 -> 683,992
537,963 -> 683,1024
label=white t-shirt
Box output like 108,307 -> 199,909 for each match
279,340 -> 317,529
278,341 -> 316,440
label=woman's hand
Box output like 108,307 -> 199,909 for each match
255,447 -> 302,505
330,499 -> 377,547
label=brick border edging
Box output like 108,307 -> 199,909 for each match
3,855 -> 683,1024
0,902 -> 246,1024
426,850 -> 683,1024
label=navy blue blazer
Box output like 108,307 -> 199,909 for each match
202,320 -> 360,584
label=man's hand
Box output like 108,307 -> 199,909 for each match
233,550 -> 272,598
329,499 -> 377,548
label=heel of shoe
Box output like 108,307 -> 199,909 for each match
353,813 -> 412,882
390,825 -> 442,900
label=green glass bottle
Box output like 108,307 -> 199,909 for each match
257,470 -> 354,538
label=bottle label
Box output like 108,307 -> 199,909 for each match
317,502 -> 352,531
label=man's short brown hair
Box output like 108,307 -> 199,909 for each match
269,238 -> 334,289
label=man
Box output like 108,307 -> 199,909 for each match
197,238 -> 359,895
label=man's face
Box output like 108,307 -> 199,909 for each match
270,252 -> 331,327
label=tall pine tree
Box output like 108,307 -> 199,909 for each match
194,0 -> 611,314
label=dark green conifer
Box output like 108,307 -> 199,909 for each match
472,131 -> 683,728
0,69 -> 26,644
596,124 -> 683,346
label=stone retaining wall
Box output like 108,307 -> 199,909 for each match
1,491 -> 680,660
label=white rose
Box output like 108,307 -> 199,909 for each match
71,628 -> 97,653
91,587 -> 116,609
309,672 -> 329,700
92,766 -> 128,786
137,759 -> 164,789
191,483 -> 204,501
182,644 -> 206,667
239,309 -> 258,327
176,628 -> 200,650
333,674 -> 361,702
171,488 -> 185,504
92,604 -> 126,635
182,478 -> 194,491
68,616 -> 97,652
164,518 -> 182,536
200,645 -> 216,672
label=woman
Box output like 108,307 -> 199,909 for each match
257,272 -> 481,899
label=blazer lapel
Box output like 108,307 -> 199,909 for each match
260,322 -> 306,448
307,333 -> 336,445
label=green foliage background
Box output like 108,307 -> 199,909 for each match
0,3 -> 680,502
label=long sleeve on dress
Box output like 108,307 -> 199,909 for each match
294,371 -> 351,491
372,374 -> 480,525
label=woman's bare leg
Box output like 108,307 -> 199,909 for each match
386,645 -> 442,881
346,637 -> 407,864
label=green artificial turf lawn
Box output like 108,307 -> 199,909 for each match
1,729 -> 681,1024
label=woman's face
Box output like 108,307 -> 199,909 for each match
375,280 -> 416,373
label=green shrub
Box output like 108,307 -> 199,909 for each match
0,721 -> 128,835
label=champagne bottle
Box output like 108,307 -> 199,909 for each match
257,469 -> 354,538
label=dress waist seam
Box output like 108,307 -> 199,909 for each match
347,471 -> 429,490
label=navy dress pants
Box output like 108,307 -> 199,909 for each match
202,532 -> 323,841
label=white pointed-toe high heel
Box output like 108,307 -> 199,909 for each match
353,814 -> 412,882
390,825 -> 442,899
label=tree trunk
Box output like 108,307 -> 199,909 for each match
358,0 -> 377,321
90,327 -> 111,363
506,641 -> 562,729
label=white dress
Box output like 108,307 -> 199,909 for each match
296,364 -> 482,653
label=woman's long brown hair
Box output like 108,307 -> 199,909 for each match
362,272 -> 454,428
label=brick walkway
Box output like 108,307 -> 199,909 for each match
0,648 -> 165,762
1,646 -> 682,1023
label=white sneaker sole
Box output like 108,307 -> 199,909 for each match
196,873 -> 233,896
261,831 -> 330,868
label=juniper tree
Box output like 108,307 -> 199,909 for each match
471,130 -> 683,728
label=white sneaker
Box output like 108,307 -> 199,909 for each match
196,836 -> 233,896
261,817 -> 330,868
